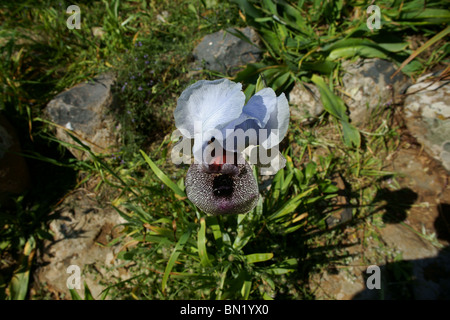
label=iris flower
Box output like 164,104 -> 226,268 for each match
174,79 -> 290,215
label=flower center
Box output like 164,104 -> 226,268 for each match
212,174 -> 233,197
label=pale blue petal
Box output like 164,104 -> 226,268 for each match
241,88 -> 277,127
222,92 -> 290,151
260,93 -> 290,149
174,79 -> 246,138
220,118 -> 260,152
174,79 -> 246,163
218,88 -> 276,152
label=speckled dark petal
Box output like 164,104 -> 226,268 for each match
185,161 -> 259,215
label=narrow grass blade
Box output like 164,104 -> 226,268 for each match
84,282 -> 95,300
140,150 -> 186,198
311,74 -> 347,121
267,185 -> 317,221
391,25 -> 450,79
266,258 -> 297,275
233,0 -> 262,19
241,279 -> 252,300
327,45 -> 388,60
8,237 -> 35,300
245,253 -> 274,264
262,292 -> 274,300
161,224 -> 193,293
69,288 -> 83,300
198,218 -> 212,267
255,74 -> 267,93
207,216 -> 223,249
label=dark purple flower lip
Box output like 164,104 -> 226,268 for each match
185,154 -> 259,215
212,174 -> 233,197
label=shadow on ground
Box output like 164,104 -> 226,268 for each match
353,201 -> 450,300
353,245 -> 450,300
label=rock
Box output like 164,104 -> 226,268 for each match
403,75 -> 450,172
341,58 -> 411,126
91,27 -> 105,39
0,114 -> 30,202
44,73 -> 120,161
33,188 -> 127,299
309,266 -> 367,300
379,224 -> 439,260
288,82 -> 324,124
392,148 -> 446,197
156,10 -> 169,23
193,27 -> 262,75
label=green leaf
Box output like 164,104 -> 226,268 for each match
320,183 -> 340,194
8,237 -> 35,300
245,253 -> 274,264
262,292 -> 274,300
377,42 -> 409,52
311,74 -> 347,121
398,8 -> 450,25
221,269 -> 249,300
234,62 -> 267,84
84,282 -> 95,300
341,120 -> 361,148
321,38 -> 401,60
301,61 -> 336,74
281,171 -> 294,194
243,83 -> 256,103
266,258 -> 298,275
70,288 -> 83,300
294,168 -> 304,184
99,288 -> 110,300
241,279 -> 252,300
267,185 -> 317,221
392,25 -> 450,78
255,74 -> 267,93
254,17 -> 274,23
162,224 -> 193,293
262,0 -> 277,15
271,71 -> 292,92
233,0 -> 262,19
304,161 -> 317,182
207,216 -> 223,249
197,218 -> 212,267
327,45 -> 388,60
140,150 -> 186,198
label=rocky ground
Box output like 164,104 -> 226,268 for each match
308,67 -> 450,300
309,141 -> 450,299
1,27 -> 449,299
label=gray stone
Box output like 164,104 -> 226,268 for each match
341,58 -> 411,126
44,73 -> 120,160
288,82 -> 324,124
193,27 -> 262,75
91,27 -> 106,39
33,189 -> 127,299
0,114 -> 30,201
403,76 -> 450,172
379,223 -> 438,261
